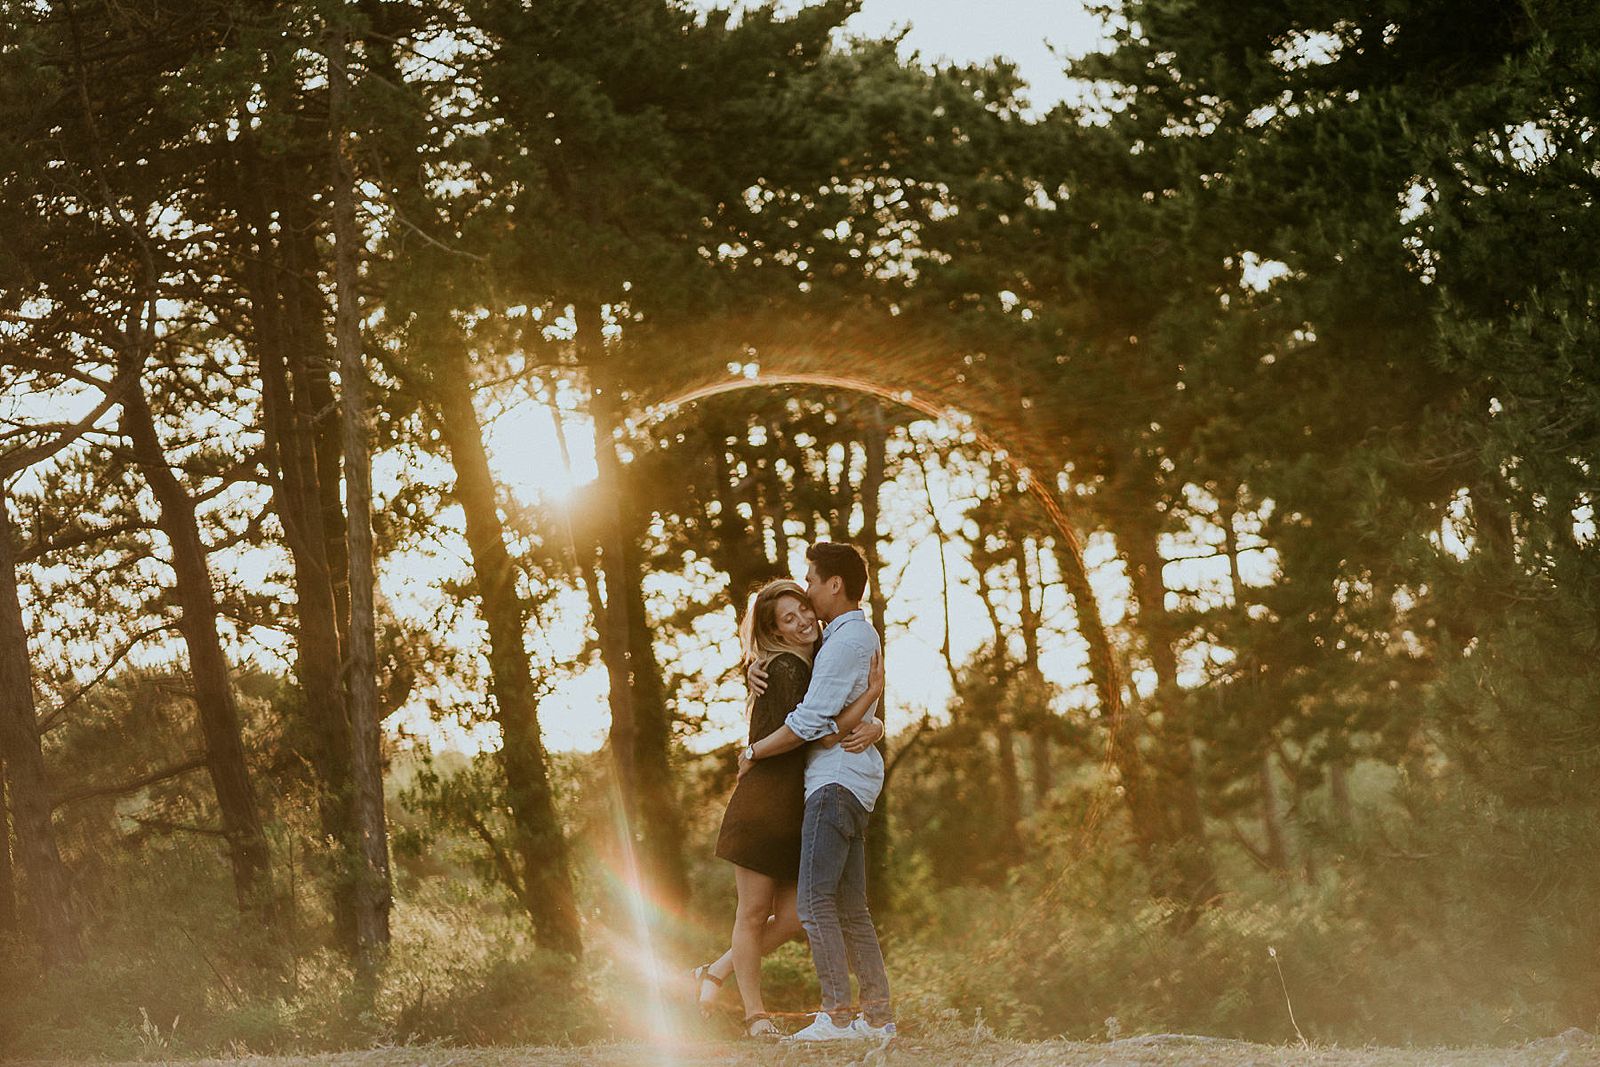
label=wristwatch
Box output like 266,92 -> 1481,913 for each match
741,744 -> 756,762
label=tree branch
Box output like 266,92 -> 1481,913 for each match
462,809 -> 526,903
53,753 -> 209,809
37,621 -> 183,732
124,813 -> 226,837
0,360 -> 140,477
884,713 -> 935,786
19,517 -> 151,564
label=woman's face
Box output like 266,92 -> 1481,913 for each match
773,593 -> 819,647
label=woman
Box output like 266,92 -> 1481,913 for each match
693,578 -> 884,1037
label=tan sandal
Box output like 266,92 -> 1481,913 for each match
690,963 -> 723,1017
744,1012 -> 780,1039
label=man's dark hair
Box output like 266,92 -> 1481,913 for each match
806,541 -> 869,602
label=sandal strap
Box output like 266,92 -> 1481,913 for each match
694,964 -> 724,987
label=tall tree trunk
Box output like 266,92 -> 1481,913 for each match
278,171 -> 352,661
556,371 -> 688,908
617,497 -> 688,905
1046,525 -> 1174,890
120,381 -> 275,920
857,404 -> 895,901
331,30 -> 393,973
1013,537 -> 1054,807
710,441 -> 774,626
433,351 -> 583,957
234,148 -> 358,945
978,581 -> 1025,865
913,441 -> 961,690
1122,511 -> 1218,909
0,765 -> 16,935
0,499 -> 79,968
1329,759 -> 1353,828
992,719 -> 1024,860
577,307 -> 689,912
1219,490 -> 1286,871
576,303 -> 639,818
1258,752 -> 1290,870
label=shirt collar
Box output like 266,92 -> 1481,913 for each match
821,608 -> 865,642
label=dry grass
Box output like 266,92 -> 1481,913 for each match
16,1029 -> 1597,1067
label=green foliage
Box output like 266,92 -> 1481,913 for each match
0,845 -> 592,1058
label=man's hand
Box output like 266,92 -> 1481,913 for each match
747,659 -> 769,697
737,750 -> 755,779
841,718 -> 884,753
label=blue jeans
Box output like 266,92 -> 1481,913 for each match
796,783 -> 892,1026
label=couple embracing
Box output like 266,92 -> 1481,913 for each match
692,542 -> 896,1043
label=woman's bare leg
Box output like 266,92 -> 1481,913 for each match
702,881 -> 805,998
767,880 -> 803,947
732,865 -> 778,1019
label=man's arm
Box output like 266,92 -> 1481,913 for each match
817,650 -> 883,749
738,637 -> 863,775
783,639 -> 863,740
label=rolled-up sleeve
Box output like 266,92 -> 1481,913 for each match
783,636 -> 866,741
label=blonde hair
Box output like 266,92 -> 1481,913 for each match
739,580 -> 817,715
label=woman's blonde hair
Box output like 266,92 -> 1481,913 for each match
739,578 -> 817,674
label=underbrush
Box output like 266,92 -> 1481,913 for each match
881,851 -> 1586,1047
4,819 -> 1595,1057
0,870 -> 594,1060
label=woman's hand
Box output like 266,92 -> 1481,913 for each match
841,718 -> 884,753
866,650 -> 884,697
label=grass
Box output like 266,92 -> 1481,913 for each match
11,1029 -> 1595,1067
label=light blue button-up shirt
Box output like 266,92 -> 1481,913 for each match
783,608 -> 885,811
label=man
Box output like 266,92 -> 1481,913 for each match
738,541 -> 895,1042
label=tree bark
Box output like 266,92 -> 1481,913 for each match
577,303 -> 639,816
433,349 -> 583,957
858,403 -> 894,904
277,170 -> 352,661
1121,510 -> 1218,909
913,441 -> 961,690
1013,537 -> 1054,807
993,718 -> 1024,860
1258,752 -> 1290,870
1329,759 -> 1353,828
577,306 -> 689,910
120,380 -> 275,920
977,579 -> 1025,866
0,766 -> 16,935
1220,491 -> 1288,871
709,440 -> 778,627
234,145 -> 358,944
331,28 -> 393,973
0,498 -> 80,968
617,496 -> 689,904
1046,525 -> 1174,886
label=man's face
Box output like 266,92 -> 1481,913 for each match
804,562 -> 838,620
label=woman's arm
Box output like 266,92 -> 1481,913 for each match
816,650 -> 884,750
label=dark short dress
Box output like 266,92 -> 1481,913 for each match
714,651 -> 812,882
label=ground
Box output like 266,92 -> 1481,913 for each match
18,1031 -> 1599,1067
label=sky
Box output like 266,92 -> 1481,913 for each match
816,0 -> 1112,111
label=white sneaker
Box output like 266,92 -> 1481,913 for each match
852,1015 -> 897,1041
784,1012 -> 865,1042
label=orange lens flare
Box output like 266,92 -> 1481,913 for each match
628,362 -> 1130,966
